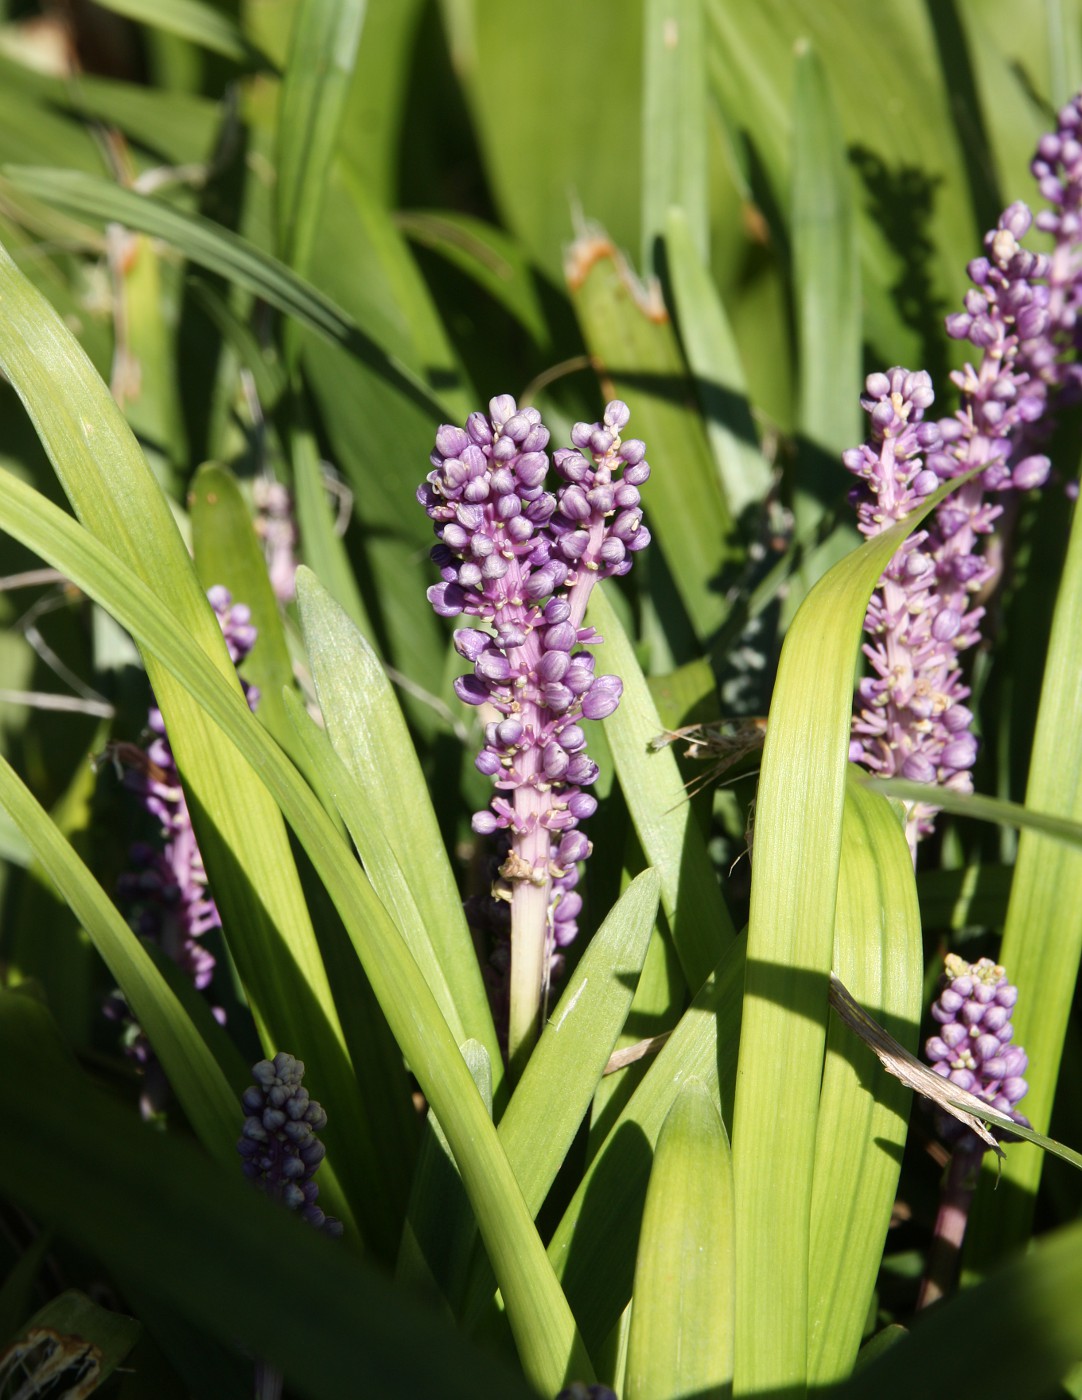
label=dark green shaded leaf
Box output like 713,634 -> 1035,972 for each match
0,990 -> 537,1400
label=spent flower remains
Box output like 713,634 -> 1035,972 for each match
418,396 -> 650,1054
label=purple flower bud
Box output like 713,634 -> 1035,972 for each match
1012,455 -> 1051,489
581,675 -> 623,720
454,629 -> 490,661
453,675 -> 490,706
556,831 -> 591,866
567,792 -> 598,821
538,650 -> 570,684
901,752 -> 937,783
543,744 -> 570,780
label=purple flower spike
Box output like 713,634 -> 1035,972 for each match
845,370 -> 979,849
109,588 -> 260,1061
918,952 -> 1031,1308
846,99 -> 1082,850
236,1052 -> 343,1237
924,953 -> 1030,1152
420,397 -> 650,1054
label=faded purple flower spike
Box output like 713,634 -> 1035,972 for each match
253,479 -> 300,603
116,587 -> 259,990
108,589 -> 260,1089
918,953 -> 1029,1308
237,1052 -> 342,1238
419,396 -> 650,1058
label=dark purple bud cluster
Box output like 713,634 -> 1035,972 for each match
115,587 -> 259,993
925,953 -> 1029,1150
237,1052 -> 342,1237
418,397 -> 649,957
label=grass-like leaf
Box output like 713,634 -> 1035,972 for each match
807,773 -> 922,1383
624,1079 -> 734,1400
276,0 -> 366,276
546,935 -> 746,1357
499,869 -> 660,1210
290,410 -> 374,634
966,472 -> 1082,1269
730,481 -> 957,1396
295,568 -> 503,1084
190,462 -> 298,754
0,989 -> 537,1400
791,40 -> 860,462
642,0 -> 708,272
0,167 -> 446,418
663,207 -> 771,518
0,752 -> 238,1161
0,234 -> 378,1253
396,211 -> 552,347
587,587 -> 735,991
459,871 -> 660,1322
833,1214 -> 1082,1400
92,0 -> 266,65
865,777 -> 1082,847
567,230 -> 739,640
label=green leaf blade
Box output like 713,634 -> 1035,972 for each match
807,773 -> 923,1384
731,485 -> 954,1396
276,0 -> 367,276
642,0 -> 708,272
625,1079 -> 734,1400
295,568 -> 503,1084
587,587 -> 735,991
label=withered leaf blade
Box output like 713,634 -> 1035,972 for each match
828,972 -> 1012,1156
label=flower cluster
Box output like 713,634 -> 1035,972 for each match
844,370 -> 980,846
845,97 -> 1082,848
115,587 -> 259,995
419,397 -> 648,1044
1031,94 -> 1082,393
925,953 -> 1029,1151
237,1052 -> 342,1237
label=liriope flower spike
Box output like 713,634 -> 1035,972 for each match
237,1052 -> 343,1238
114,587 -> 259,994
918,954 -> 1028,1307
846,100 -> 1082,850
844,370 -> 979,850
419,396 -> 650,1059
925,953 -> 1030,1149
